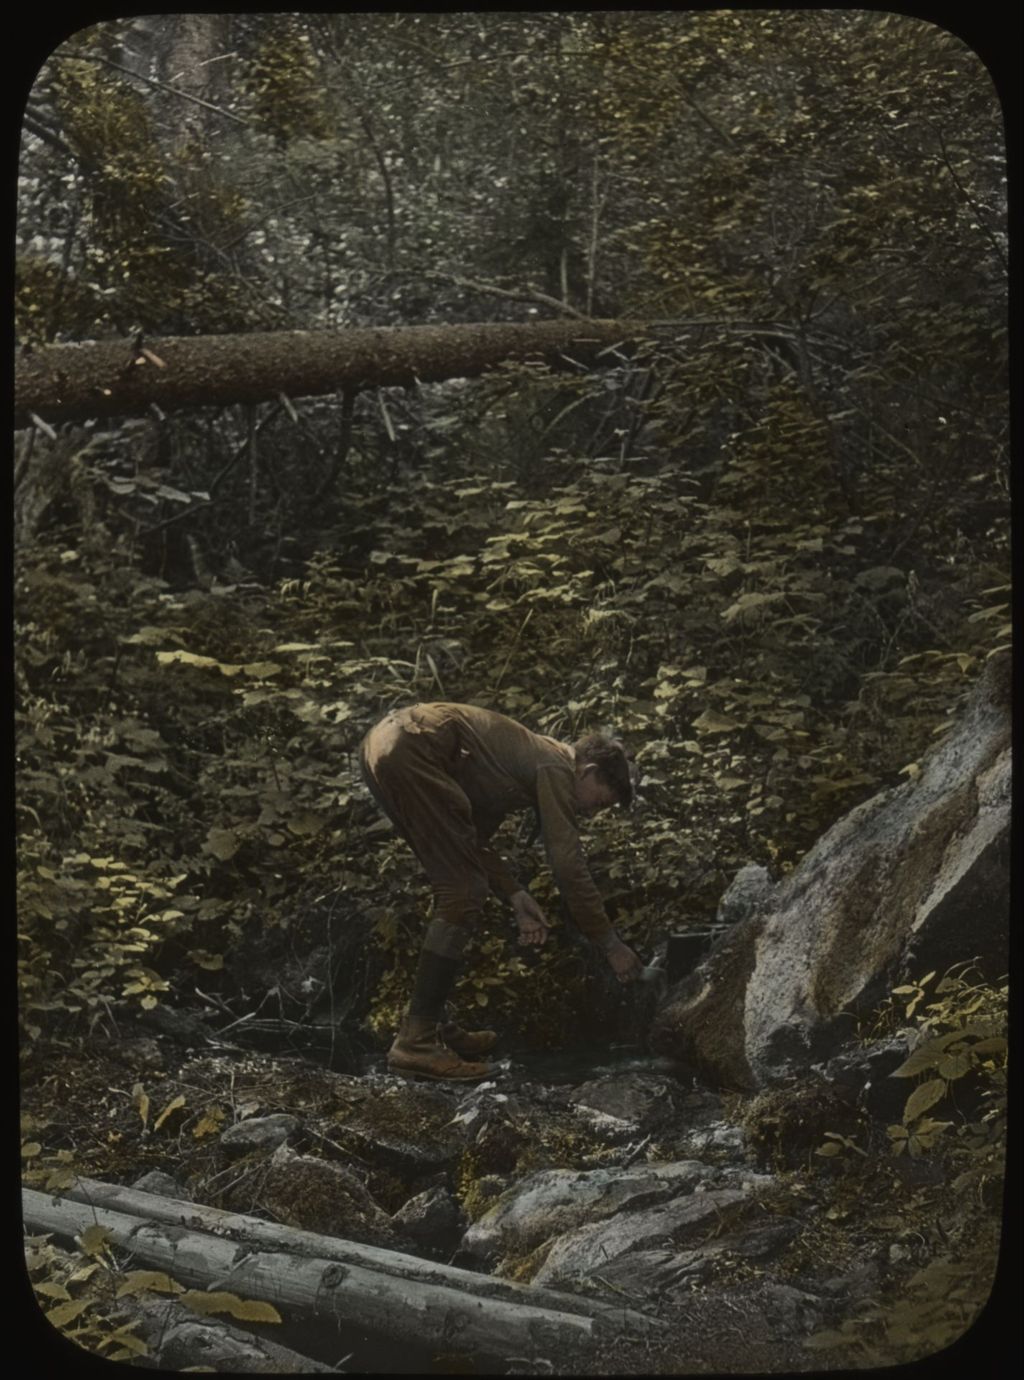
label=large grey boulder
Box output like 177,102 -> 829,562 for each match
460,1161 -> 710,1265
531,1187 -> 754,1288
650,652 -> 1010,1089
580,1218 -> 799,1300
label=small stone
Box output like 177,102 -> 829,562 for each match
131,1170 -> 188,1199
219,1114 -> 301,1157
392,1185 -> 466,1252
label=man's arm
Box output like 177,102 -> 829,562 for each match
473,820 -> 522,903
533,764 -> 642,981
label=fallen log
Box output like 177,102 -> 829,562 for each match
14,320 -> 641,427
114,1293 -> 336,1373
56,1176 -> 659,1333
23,1186 -> 657,1362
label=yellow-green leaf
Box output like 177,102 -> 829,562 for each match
154,1095 -> 186,1131
188,950 -> 224,971
77,1225 -> 113,1258
35,1282 -> 71,1302
903,1078 -> 946,1124
193,1107 -> 226,1139
47,1299 -> 90,1328
692,708 -> 740,734
132,1084 -> 150,1129
117,1271 -> 185,1299
180,1290 -> 282,1324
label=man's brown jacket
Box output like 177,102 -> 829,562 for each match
360,702 -> 614,945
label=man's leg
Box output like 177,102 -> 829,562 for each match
360,729 -> 495,1078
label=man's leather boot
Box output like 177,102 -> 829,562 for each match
388,1017 -> 493,1082
439,1019 -> 498,1057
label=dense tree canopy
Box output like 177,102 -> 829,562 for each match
16,12 -> 1010,1369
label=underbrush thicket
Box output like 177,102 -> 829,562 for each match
16,354 -> 1008,1047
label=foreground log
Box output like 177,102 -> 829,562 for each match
55,1176 -> 658,1331
114,1294 -> 335,1373
23,1185 -> 659,1361
14,320 -> 640,427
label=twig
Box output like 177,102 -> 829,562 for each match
592,1274 -> 641,1302
72,51 -> 252,127
310,389 -> 356,506
622,1133 -> 652,1167
936,141 -> 1007,273
493,609 -> 534,693
424,271 -> 588,320
586,154 -> 605,319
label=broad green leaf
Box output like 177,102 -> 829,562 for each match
204,827 -> 240,862
903,1078 -> 946,1123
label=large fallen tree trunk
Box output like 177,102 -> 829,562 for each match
23,1182 -> 659,1360
14,320 -> 640,428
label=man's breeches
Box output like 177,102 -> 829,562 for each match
359,716 -> 490,957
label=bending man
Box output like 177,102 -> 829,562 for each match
359,702 -> 643,1081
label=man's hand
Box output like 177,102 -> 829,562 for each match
511,890 -> 550,947
605,937 -> 644,983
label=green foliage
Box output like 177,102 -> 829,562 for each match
883,965 -> 1007,1164
25,1235 -> 151,1363
806,964 -> 1006,1363
242,15 -> 331,142
805,1250 -> 995,1363
16,14 -> 1008,1058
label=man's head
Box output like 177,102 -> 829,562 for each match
572,733 -> 636,816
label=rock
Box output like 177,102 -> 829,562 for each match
566,1074 -> 677,1132
131,1170 -> 189,1199
337,1077 -> 465,1174
391,1185 -> 466,1254
820,1034 -> 918,1122
585,1219 -> 799,1300
531,1187 -> 755,1288
256,1144 -> 407,1248
650,652 -> 1010,1089
460,1161 -> 711,1265
739,1079 -> 861,1169
755,1281 -> 830,1336
219,1113 -> 301,1157
814,1258 -> 882,1304
677,1120 -> 748,1158
717,864 -> 773,928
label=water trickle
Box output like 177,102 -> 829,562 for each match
504,1041 -> 680,1086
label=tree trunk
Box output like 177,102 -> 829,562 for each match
53,1177 -> 658,1330
114,1293 -> 336,1373
15,320 -> 640,428
23,1183 -> 660,1360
